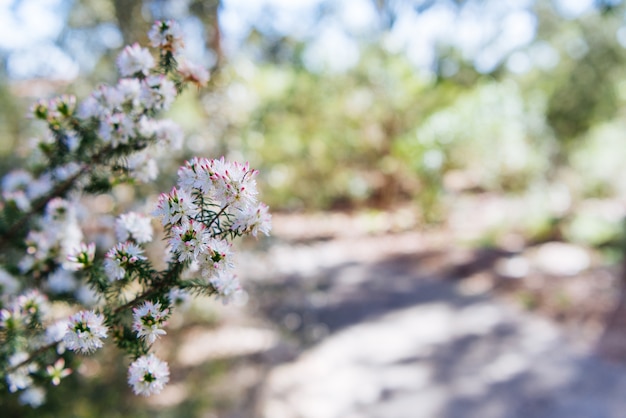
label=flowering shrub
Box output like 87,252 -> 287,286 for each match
0,20 -> 271,407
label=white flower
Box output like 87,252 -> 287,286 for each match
16,289 -> 49,321
104,241 -> 147,281
29,197 -> 84,270
178,57 -> 210,87
127,151 -> 159,183
66,242 -> 96,271
26,174 -> 53,200
176,157 -> 211,194
148,20 -> 184,53
230,202 -> 272,237
98,84 -> 125,111
64,310 -> 108,354
211,158 -> 259,209
78,84 -> 123,120
44,197 -> 73,226
137,117 -> 184,163
153,119 -> 184,150
3,169 -> 33,211
116,78 -> 142,110
199,238 -> 234,281
2,169 -> 32,192
49,94 -> 76,117
78,95 -> 101,119
23,230 -> 55,267
2,190 -> 30,211
99,112 -> 136,146
209,271 -> 241,305
176,158 -> 260,209
46,320 -> 69,343
19,386 -> 45,408
116,43 -> 155,76
52,162 -> 81,181
140,75 -> 177,111
116,212 -> 153,244
1,306 -> 24,329
168,288 -> 191,310
169,220 -> 209,262
153,187 -> 199,226
6,352 -> 36,393
132,301 -> 169,344
128,354 -> 170,396
46,358 -> 72,386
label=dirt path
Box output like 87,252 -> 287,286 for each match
206,213 -> 626,417
255,256 -> 626,418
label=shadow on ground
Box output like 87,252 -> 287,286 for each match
243,249 -> 626,418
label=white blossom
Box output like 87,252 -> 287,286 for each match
178,57 -> 210,87
2,170 -> 33,211
168,288 -> 191,310
99,112 -> 136,146
77,95 -> 101,119
65,242 -> 96,271
199,238 -> 234,280
128,354 -> 170,396
16,289 -> 49,321
6,352 -> 38,393
0,20 -> 275,404
19,386 -> 45,408
78,84 -> 123,119
104,241 -> 147,281
0,306 -> 24,329
169,220 -> 210,262
44,197 -> 74,226
64,310 -> 108,354
132,301 -> 169,344
26,174 -> 53,200
45,320 -> 69,354
115,212 -> 153,244
116,78 -> 142,110
141,75 -> 176,111
153,119 -> 184,150
209,270 -> 241,305
46,358 -> 72,386
230,202 -> 272,237
211,158 -> 259,209
2,170 -> 32,192
176,157 -> 210,194
148,20 -> 184,53
116,43 -> 155,77
153,187 -> 199,226
127,151 -> 159,183
52,162 -> 81,181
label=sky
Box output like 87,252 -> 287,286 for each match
0,0 -> 598,80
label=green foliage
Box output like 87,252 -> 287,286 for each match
225,47 -> 462,211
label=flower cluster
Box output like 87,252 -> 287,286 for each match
132,301 -> 168,344
0,20 -> 264,408
104,241 -> 147,281
128,353 -> 170,396
154,156 -> 271,303
63,310 -> 108,354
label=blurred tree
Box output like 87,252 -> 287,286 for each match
2,0 -> 626,217
542,9 -> 625,147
